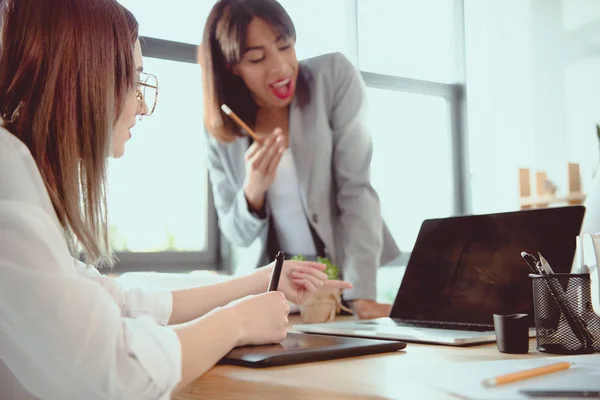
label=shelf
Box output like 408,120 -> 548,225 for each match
519,193 -> 586,208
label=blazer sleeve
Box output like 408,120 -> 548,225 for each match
329,52 -> 383,301
206,134 -> 267,247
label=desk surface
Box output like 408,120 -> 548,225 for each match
174,316 -> 552,400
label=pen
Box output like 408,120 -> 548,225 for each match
482,361 -> 571,388
267,250 -> 285,291
521,251 -> 540,274
520,390 -> 600,398
537,253 -> 555,274
220,104 -> 260,142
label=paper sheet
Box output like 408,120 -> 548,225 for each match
434,354 -> 600,400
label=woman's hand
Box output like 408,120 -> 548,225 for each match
223,291 -> 290,346
350,299 -> 392,319
243,128 -> 285,212
262,260 -> 353,305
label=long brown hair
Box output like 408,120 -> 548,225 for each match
0,0 -> 139,266
200,0 -> 310,142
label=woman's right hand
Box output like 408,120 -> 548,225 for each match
243,128 -> 285,212
224,291 -> 290,347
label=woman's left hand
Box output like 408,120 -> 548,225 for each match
263,260 -> 352,305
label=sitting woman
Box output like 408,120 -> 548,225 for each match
200,0 -> 400,319
0,0 -> 350,398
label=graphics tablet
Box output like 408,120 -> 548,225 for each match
219,332 -> 406,368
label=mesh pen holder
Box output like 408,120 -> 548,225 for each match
531,273 -> 600,354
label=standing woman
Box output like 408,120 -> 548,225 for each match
200,0 -> 400,319
0,1 -> 350,398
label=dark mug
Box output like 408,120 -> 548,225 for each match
493,313 -> 529,354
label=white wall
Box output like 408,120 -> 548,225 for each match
465,0 -> 600,214
563,0 -> 600,32
464,0 -> 536,213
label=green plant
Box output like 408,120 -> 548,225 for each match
291,255 -> 340,280
166,231 -> 177,251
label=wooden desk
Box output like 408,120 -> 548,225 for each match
174,316 -> 551,400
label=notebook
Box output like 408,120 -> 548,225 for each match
295,206 -> 586,346
219,332 -> 406,367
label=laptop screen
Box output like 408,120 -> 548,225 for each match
390,206 -> 585,327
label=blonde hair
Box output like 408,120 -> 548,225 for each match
0,0 -> 139,266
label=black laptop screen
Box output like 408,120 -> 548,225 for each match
390,206 -> 585,327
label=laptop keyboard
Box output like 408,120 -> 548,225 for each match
359,319 -> 494,332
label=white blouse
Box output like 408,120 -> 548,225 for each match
0,126 -> 182,399
267,148 -> 317,257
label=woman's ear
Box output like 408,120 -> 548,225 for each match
231,64 -> 240,76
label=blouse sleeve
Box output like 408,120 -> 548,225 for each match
73,260 -> 173,326
0,203 -> 182,400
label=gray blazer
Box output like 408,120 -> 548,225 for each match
206,52 -> 400,300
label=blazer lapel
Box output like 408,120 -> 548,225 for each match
288,97 -> 315,209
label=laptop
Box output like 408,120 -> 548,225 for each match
218,332 -> 406,367
296,206 -> 586,346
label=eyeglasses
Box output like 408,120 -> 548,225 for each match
136,72 -> 158,119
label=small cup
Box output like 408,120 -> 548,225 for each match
493,313 -> 529,354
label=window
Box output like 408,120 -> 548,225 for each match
118,1 -> 213,45
277,0 -> 358,63
110,0 -> 468,271
368,89 -> 455,251
108,58 -> 208,254
357,0 -> 457,83
108,2 -> 217,270
122,0 -> 358,61
357,0 -> 466,256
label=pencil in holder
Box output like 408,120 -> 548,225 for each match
530,273 -> 600,354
